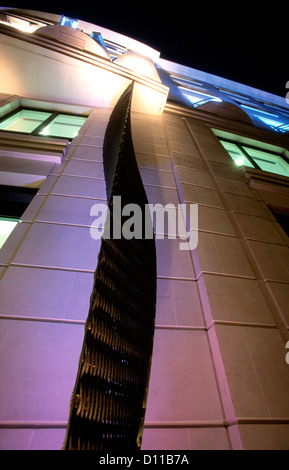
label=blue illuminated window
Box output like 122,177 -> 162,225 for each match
217,88 -> 251,105
181,88 -> 222,108
102,39 -> 127,60
170,74 -> 222,108
241,105 -> 289,134
59,15 -> 79,29
90,32 -> 107,50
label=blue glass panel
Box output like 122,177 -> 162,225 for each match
59,15 -> 79,29
241,105 -> 289,133
181,88 -> 222,107
90,32 -> 107,50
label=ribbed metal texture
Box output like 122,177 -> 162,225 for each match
63,83 -> 156,450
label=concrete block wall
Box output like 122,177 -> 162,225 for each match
131,112 -> 232,450
164,112 -> 289,449
135,111 -> 289,450
1,102 -> 289,450
0,107 -> 111,450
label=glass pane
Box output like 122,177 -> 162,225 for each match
39,114 -> 86,139
59,15 -> 79,29
0,110 -> 52,133
220,140 -> 254,167
221,89 -> 250,102
243,146 -> 289,177
0,219 -> 18,250
182,88 -> 221,106
241,105 -> 289,133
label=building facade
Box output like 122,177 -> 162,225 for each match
0,8 -> 289,450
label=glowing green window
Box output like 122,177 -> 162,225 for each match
219,141 -> 254,168
241,105 -> 289,134
0,109 -> 52,133
40,114 -> 87,139
0,108 -> 87,140
219,138 -> 289,178
243,146 -> 289,178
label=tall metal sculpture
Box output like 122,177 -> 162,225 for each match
63,83 -> 157,450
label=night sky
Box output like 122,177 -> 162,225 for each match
2,1 -> 288,98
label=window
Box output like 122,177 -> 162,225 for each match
102,39 -> 127,61
217,136 -> 289,178
212,88 -> 289,134
241,105 -> 289,134
170,73 -> 222,108
0,218 -> 18,250
59,15 -> 79,29
171,75 -> 205,89
219,141 -> 255,168
217,87 -> 251,105
90,32 -> 109,51
0,185 -> 37,250
271,211 -> 289,238
181,87 -> 222,107
39,114 -> 87,139
242,146 -> 289,177
0,110 -> 53,134
258,101 -> 289,121
0,109 -> 87,140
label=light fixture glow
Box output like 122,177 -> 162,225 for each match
235,157 -> 244,166
40,126 -> 49,136
0,17 -> 42,33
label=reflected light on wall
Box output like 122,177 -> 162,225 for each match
0,16 -> 43,33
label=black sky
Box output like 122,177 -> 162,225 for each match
3,1 -> 288,98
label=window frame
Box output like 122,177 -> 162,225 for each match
0,107 -> 87,141
0,217 -> 19,250
169,73 -> 222,108
0,184 -> 38,218
0,184 -> 38,251
240,104 -> 289,134
219,136 -> 289,177
270,209 -> 289,239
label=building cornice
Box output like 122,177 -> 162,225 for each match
164,102 -> 289,151
0,24 -> 167,96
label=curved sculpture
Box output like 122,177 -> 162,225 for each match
63,82 -> 157,450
